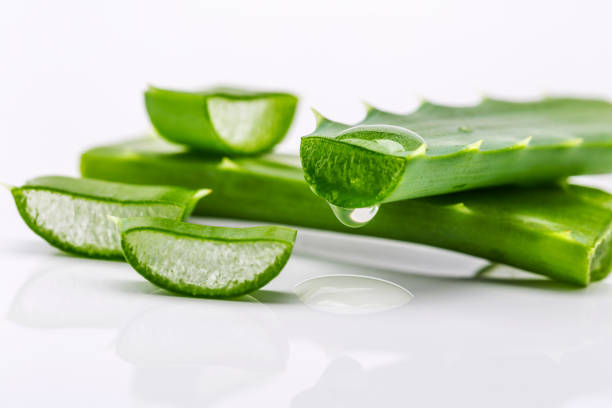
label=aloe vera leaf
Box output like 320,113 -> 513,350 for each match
300,98 -> 612,208
80,138 -> 612,286
145,86 -> 298,155
115,216 -> 296,298
8,176 -> 209,259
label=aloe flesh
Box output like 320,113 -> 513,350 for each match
81,138 -> 612,286
117,217 -> 297,298
9,176 -> 209,259
301,98 -> 612,209
145,86 -> 298,155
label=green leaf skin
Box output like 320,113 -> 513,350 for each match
117,217 -> 297,298
145,86 -> 298,155
9,176 -> 210,259
81,137 -> 612,286
301,98 -> 612,208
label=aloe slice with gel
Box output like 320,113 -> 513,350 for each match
145,86 -> 298,155
8,176 -> 209,259
115,217 -> 297,298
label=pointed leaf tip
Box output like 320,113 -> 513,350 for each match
514,136 -> 533,148
194,188 -> 212,200
361,100 -> 376,113
447,202 -> 472,214
464,140 -> 483,151
479,93 -> 497,102
417,98 -> 432,110
310,108 -> 326,126
219,157 -> 241,170
416,98 -> 448,112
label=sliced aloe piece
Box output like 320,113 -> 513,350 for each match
145,86 -> 298,155
8,176 -> 209,259
301,98 -> 612,208
81,138 -> 612,285
115,217 -> 296,298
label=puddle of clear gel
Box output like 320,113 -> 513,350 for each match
293,275 -> 414,315
329,204 -> 380,228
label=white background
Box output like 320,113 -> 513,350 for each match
3,0 -> 612,179
2,1 -> 612,407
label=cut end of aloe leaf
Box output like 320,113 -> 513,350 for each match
589,226 -> 612,282
301,124 -> 426,208
118,217 -> 297,298
145,86 -> 298,155
300,135 -> 408,208
11,176 -> 209,259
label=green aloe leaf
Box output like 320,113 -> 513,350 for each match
301,98 -> 612,208
8,176 -> 209,259
115,217 -> 296,298
145,86 -> 298,155
81,138 -> 612,286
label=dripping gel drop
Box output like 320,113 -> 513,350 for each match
329,204 -> 380,228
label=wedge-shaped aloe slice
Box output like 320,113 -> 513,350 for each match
301,98 -> 612,209
8,176 -> 209,259
145,86 -> 298,155
81,138 -> 612,285
115,217 -> 297,298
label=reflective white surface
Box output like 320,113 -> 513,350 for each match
3,183 -> 612,407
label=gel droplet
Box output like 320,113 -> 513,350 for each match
329,204 -> 379,228
294,275 -> 414,315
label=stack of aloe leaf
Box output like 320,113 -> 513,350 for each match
8,86 -> 612,296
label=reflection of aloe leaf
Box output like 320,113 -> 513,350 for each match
292,357 -> 369,408
292,347 -> 612,408
131,366 -> 264,408
119,301 -> 288,405
301,98 -> 612,208
8,262 -> 160,329
82,138 -> 612,285
116,302 -> 288,370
